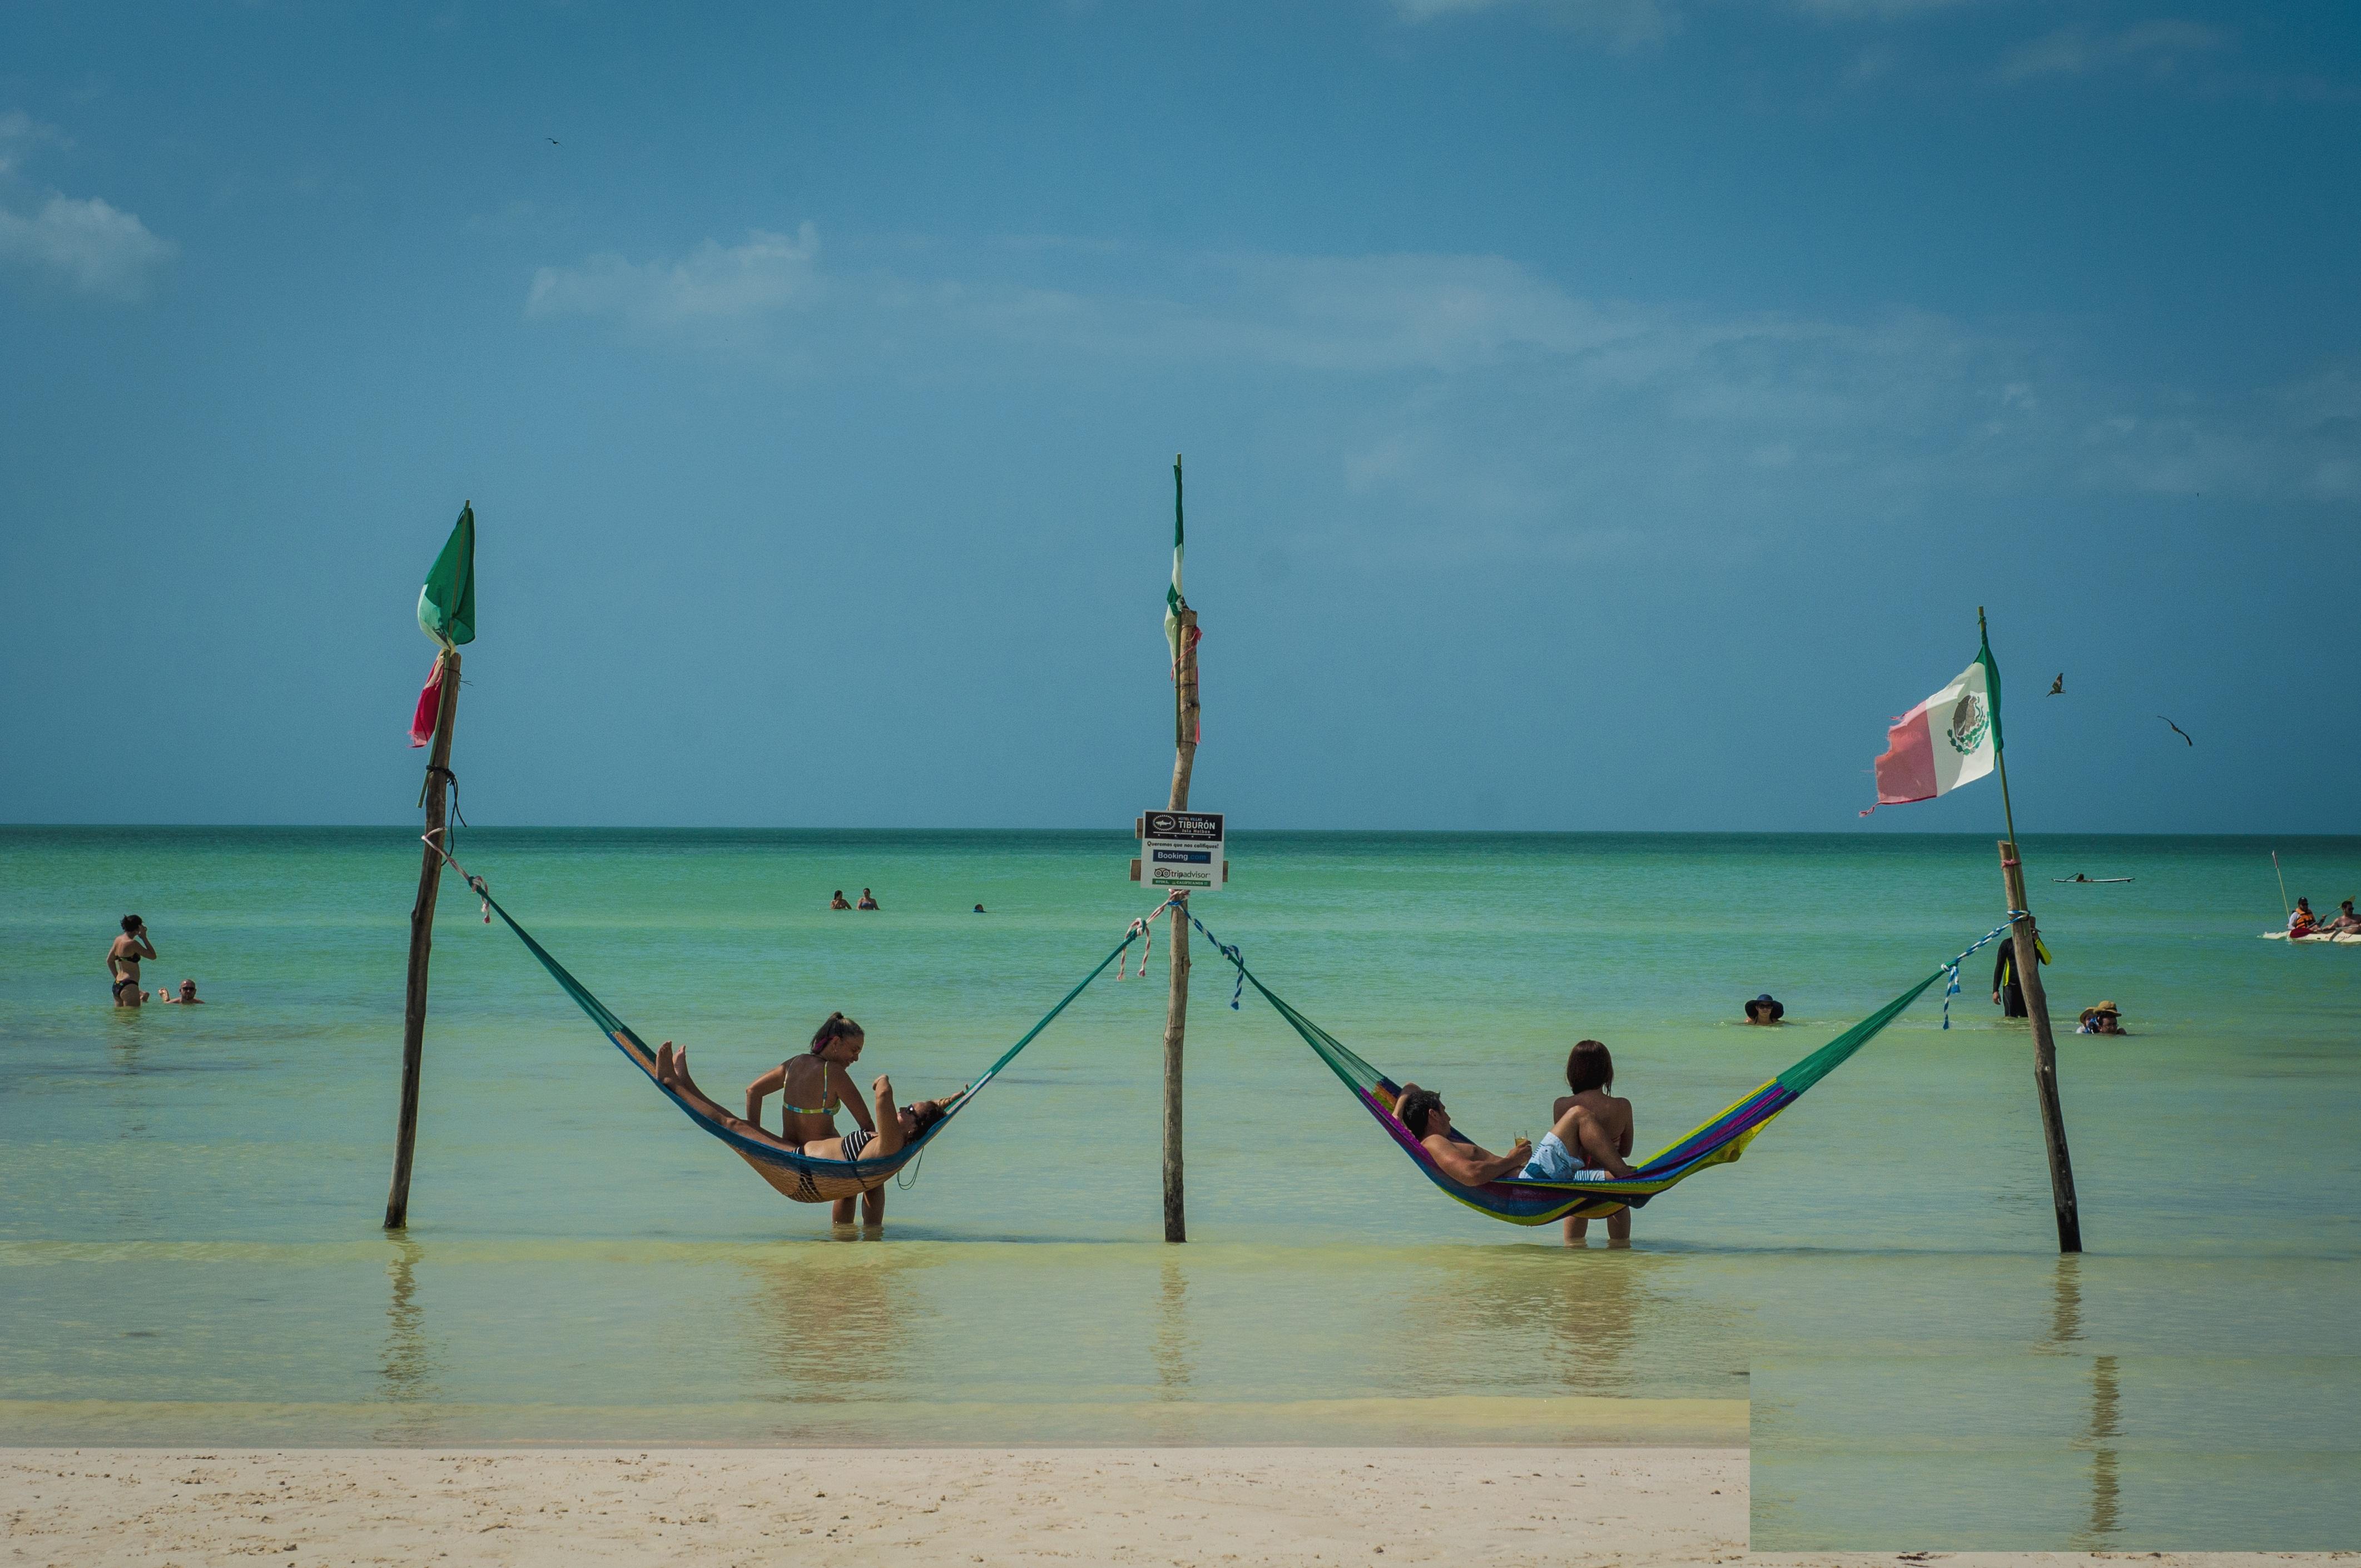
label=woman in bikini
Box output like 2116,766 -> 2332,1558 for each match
107,915 -> 157,1008
740,1013 -> 880,1224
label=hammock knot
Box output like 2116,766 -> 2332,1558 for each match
1183,912 -> 1248,1008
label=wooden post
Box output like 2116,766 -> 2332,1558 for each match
384,647 -> 461,1230
1163,604 -> 1199,1244
2000,838 -> 2082,1253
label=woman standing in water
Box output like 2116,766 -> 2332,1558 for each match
743,1013 -> 881,1225
106,915 -> 156,1008
1551,1040 -> 1636,1249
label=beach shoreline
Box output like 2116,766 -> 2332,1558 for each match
6,1445 -> 1747,1566
12,1445 -> 2359,1567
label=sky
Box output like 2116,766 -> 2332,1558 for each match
2,0 -> 2356,833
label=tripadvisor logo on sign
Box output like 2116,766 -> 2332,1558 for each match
1947,691 -> 1990,756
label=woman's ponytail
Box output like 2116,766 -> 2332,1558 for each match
809,1011 -> 863,1055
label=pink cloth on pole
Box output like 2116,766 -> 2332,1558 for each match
1872,701 -> 1939,805
409,654 -> 445,748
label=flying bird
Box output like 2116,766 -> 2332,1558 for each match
2047,674 -> 2064,696
2158,716 -> 2194,746
547,137 -> 560,146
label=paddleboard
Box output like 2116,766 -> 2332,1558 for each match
2260,930 -> 2361,944
2054,877 -> 2134,883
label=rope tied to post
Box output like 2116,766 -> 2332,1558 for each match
420,825 -> 493,925
1186,914 -> 1246,1009
1117,892 -> 1185,980
1942,912 -> 2028,1030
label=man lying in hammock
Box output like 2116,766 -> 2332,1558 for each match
653,1044 -> 950,1168
1395,1081 -> 1637,1188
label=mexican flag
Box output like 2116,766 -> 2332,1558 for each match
408,504 -> 476,747
1865,634 -> 2001,812
1164,454 -> 1185,667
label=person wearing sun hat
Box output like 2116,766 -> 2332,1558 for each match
2076,1001 -> 2127,1036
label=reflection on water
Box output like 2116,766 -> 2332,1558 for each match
737,1240 -> 926,1405
375,1238 -> 440,1442
1412,1244 -> 1653,1397
2044,1257 -> 2122,1550
2048,1257 -> 2123,1550
1154,1254 -> 1191,1399
2081,1356 -> 2123,1546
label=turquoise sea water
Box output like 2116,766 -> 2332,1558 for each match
3,827 -> 2358,1549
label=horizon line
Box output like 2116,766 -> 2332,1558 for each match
3,822 -> 2353,841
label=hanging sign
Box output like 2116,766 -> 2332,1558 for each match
1133,810 -> 1225,891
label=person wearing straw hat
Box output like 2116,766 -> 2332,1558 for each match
2076,1001 -> 2127,1036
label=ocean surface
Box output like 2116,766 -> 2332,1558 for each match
3,827 -> 2357,1549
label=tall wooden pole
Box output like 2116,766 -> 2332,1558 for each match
2000,839 -> 2081,1253
384,647 -> 461,1230
1981,607 -> 2081,1253
1162,455 -> 1198,1244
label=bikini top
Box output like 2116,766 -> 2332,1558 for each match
780,1059 -> 838,1118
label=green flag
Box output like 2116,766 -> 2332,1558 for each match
418,503 -> 477,647
1164,456 -> 1184,664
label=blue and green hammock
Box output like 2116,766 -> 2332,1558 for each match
1186,911 -> 1993,1227
472,882 -> 1143,1204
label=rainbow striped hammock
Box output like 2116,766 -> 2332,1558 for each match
477,886 -> 1140,1205
1196,917 -> 1943,1226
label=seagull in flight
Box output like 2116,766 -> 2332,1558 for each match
2047,674 -> 2064,696
547,137 -> 560,146
2159,716 -> 2194,746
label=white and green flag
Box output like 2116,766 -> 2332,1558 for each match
1164,454 -> 1185,666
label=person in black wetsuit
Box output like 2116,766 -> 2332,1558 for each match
1992,942 -> 2030,1018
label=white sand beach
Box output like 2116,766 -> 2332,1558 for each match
5,1446 -> 1743,1566
8,1447 -> 2356,1568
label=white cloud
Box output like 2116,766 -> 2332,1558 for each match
958,252 -> 1648,373
2001,19 -> 2230,82
1386,0 -> 1673,50
0,193 -> 176,302
1793,0 -> 1983,16
526,223 -> 822,337
0,110 -> 68,176
527,225 -> 2359,533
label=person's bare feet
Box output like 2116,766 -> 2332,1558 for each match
655,1041 -> 677,1085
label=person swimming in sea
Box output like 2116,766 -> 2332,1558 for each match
857,888 -> 880,910
160,978 -> 205,1004
742,1012 -> 880,1224
830,890 -> 853,910
107,915 -> 156,1008
1549,1039 -> 1638,1247
1743,994 -> 1784,1025
2075,1001 -> 2127,1035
